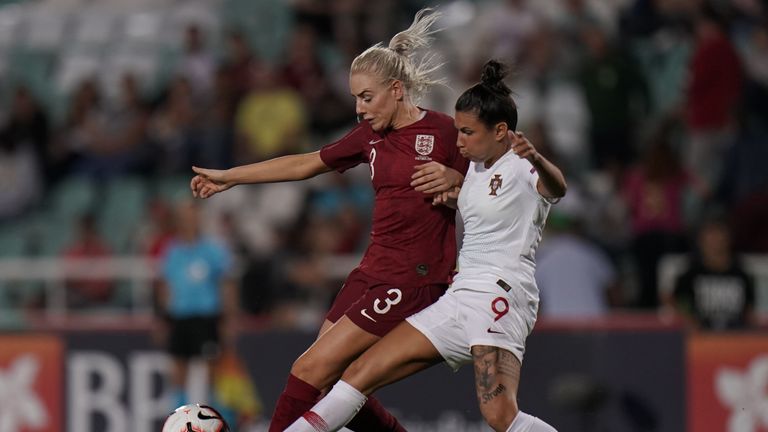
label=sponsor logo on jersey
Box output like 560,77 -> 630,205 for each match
360,309 -> 377,322
489,174 -> 503,196
415,134 -> 434,157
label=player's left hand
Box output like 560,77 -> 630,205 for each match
411,162 -> 464,194
510,131 -> 540,163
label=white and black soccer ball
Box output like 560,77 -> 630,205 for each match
161,403 -> 230,432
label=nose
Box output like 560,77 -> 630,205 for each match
355,100 -> 365,116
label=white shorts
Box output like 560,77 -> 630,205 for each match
407,274 -> 538,371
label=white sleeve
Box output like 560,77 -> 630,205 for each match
515,158 -> 539,194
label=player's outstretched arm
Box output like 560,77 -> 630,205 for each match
510,131 -> 567,199
191,151 -> 332,199
411,161 -> 464,194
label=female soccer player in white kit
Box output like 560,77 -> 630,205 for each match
286,60 -> 566,432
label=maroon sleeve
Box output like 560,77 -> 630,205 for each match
319,123 -> 373,173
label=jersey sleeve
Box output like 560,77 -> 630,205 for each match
319,123 -> 372,173
513,157 -> 542,196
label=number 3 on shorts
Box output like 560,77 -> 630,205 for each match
373,288 -> 402,314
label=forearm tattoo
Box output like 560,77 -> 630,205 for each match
472,346 -> 520,405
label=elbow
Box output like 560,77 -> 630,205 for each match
556,179 -> 568,198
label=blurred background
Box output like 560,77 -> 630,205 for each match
0,0 -> 766,431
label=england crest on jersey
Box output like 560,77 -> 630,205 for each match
415,134 -> 434,156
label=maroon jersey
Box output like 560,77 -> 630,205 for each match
320,110 -> 468,286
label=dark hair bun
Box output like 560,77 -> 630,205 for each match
480,60 -> 511,96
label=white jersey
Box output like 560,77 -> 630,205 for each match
408,150 -> 555,368
455,149 -> 552,298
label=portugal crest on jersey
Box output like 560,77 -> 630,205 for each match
489,174 -> 503,196
415,134 -> 434,155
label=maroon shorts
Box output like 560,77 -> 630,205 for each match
325,268 -> 448,337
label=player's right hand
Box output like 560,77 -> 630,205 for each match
432,186 -> 460,208
190,166 -> 234,199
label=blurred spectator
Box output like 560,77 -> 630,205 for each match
280,24 -> 352,135
622,121 -> 701,308
0,86 -> 46,219
64,74 -> 152,179
578,22 -> 648,173
234,64 -> 307,163
673,218 -> 756,331
62,213 -> 115,309
739,22 -> 768,126
192,66 -> 237,170
307,171 -> 371,253
220,30 -> 258,101
729,186 -> 768,253
158,200 -> 238,409
272,214 -> 347,329
536,189 -> 620,318
514,25 -> 590,179
139,198 -> 176,259
0,86 -> 49,178
682,3 -> 743,195
176,23 -> 216,100
149,76 -> 199,173
467,0 -> 541,67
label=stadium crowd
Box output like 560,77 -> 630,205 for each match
1,0 -> 766,331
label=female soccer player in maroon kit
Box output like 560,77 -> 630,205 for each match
190,9 -> 467,431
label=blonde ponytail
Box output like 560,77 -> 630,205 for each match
351,8 -> 446,103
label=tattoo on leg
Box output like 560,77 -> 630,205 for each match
473,346 -> 497,392
480,383 -> 506,404
497,350 -> 520,381
472,346 -> 521,405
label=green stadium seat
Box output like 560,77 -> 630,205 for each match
220,0 -> 292,63
21,8 -> 69,51
72,10 -> 119,51
47,176 -> 98,220
97,177 -> 148,253
54,48 -> 102,97
0,224 -> 28,257
155,175 -> 193,204
0,4 -> 23,51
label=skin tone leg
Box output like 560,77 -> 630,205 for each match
341,321 -> 444,396
313,319 -> 341,395
471,345 -> 522,432
317,319 -> 334,338
290,316 -> 382,390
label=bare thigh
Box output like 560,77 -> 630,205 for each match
291,316 -> 381,390
342,321 -> 443,395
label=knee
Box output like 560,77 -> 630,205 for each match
290,353 -> 338,388
340,357 -> 382,394
481,402 -> 519,432
341,357 -> 370,385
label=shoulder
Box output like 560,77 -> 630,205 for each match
425,109 -> 455,125
424,110 -> 456,135
504,153 -> 533,177
324,121 -> 376,149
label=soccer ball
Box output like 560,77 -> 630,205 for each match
162,403 -> 230,432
